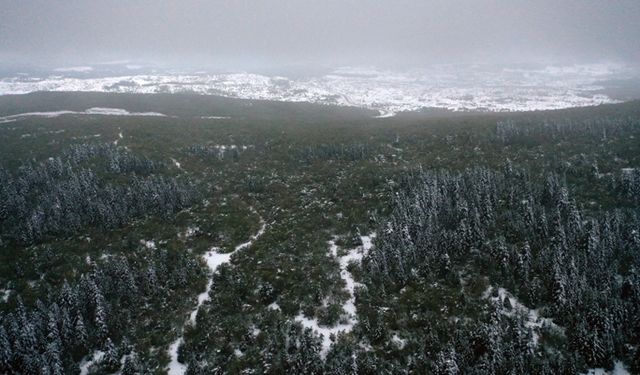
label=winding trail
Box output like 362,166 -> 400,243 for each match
167,207 -> 266,375
295,233 -> 376,359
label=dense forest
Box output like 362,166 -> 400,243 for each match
0,93 -> 638,374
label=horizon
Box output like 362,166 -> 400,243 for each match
1,1 -> 639,70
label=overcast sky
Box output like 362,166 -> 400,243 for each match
1,0 -> 639,69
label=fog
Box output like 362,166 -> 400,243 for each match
1,0 -> 639,70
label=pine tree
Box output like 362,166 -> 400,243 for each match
74,312 -> 89,357
44,341 -> 64,375
102,337 -> 121,372
0,326 -> 12,372
121,353 -> 141,375
94,292 -> 109,344
435,347 -> 460,375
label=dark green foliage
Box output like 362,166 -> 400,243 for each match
0,93 -> 639,374
0,144 -> 199,245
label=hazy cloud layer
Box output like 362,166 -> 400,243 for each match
1,0 -> 639,69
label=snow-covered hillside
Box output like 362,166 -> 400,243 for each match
0,63 -> 637,116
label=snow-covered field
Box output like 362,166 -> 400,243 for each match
1,63 -> 637,116
0,107 -> 166,124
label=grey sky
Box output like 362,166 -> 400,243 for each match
1,0 -> 639,69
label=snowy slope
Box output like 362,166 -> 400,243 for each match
0,63 -> 637,116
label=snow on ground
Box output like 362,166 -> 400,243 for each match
84,107 -> 166,116
167,208 -> 266,375
187,248 -> 232,323
114,131 -> 123,145
54,66 -> 94,73
391,333 -> 407,350
295,232 -> 376,359
0,289 -> 11,303
0,107 -> 166,124
360,233 -> 376,253
167,338 -> 187,375
295,312 -> 356,359
581,361 -> 631,375
171,158 -> 182,169
79,350 -> 105,375
71,134 -> 101,140
1,63 -> 636,116
140,240 -> 156,250
267,302 -> 281,311
484,286 -> 564,346
234,216 -> 267,252
180,226 -> 199,239
200,115 -> 231,119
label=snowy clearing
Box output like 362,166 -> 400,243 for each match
0,107 -> 167,124
200,115 -> 231,119
54,66 -> 94,73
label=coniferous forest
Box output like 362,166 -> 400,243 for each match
0,93 -> 639,374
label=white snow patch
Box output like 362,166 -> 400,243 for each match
581,361 -> 631,375
250,325 -> 262,337
188,248 -> 232,323
201,116 -> 231,119
85,107 -> 166,117
360,233 -> 376,253
391,333 -> 407,349
171,158 -> 182,169
54,66 -> 93,73
166,338 -> 187,375
79,350 -> 105,375
0,107 -> 166,123
0,289 -> 11,303
140,240 -> 156,250
113,131 -> 124,145
267,302 -> 281,311
375,109 -> 395,118
182,226 -> 199,239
